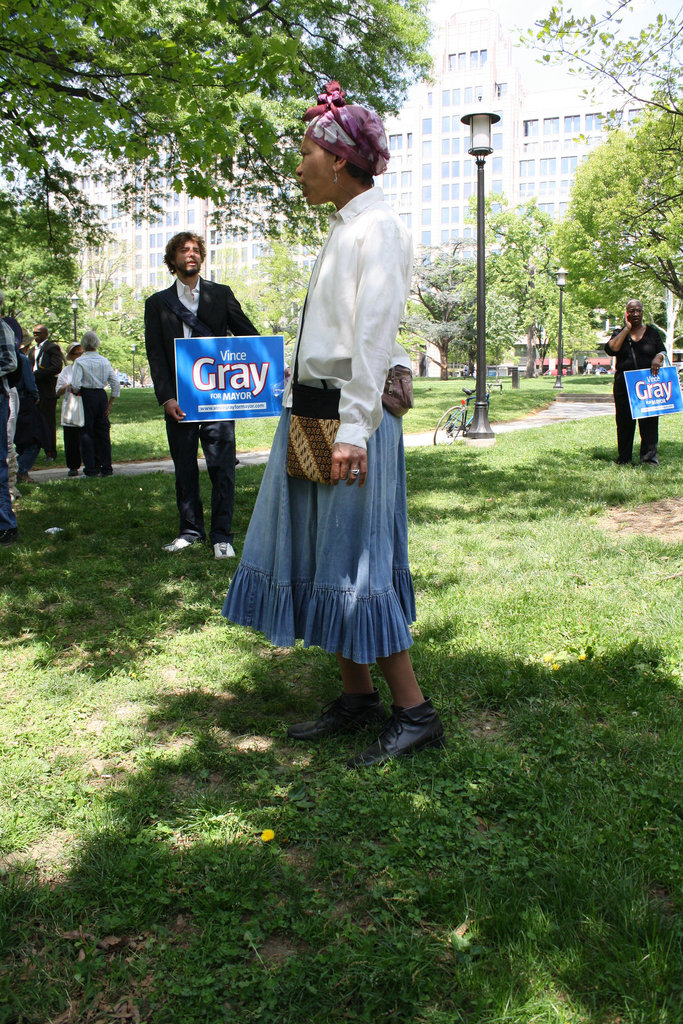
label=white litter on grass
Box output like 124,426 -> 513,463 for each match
44,527 -> 64,534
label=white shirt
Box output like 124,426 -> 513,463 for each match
71,351 -> 121,396
176,278 -> 200,339
284,186 -> 413,449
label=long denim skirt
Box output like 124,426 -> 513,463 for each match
222,408 -> 416,664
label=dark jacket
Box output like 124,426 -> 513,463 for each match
144,279 -> 258,407
33,339 -> 64,395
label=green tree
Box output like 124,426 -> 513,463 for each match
530,2 -> 683,117
403,244 -> 477,379
556,114 -> 683,350
485,200 -> 556,377
2,0 -> 431,223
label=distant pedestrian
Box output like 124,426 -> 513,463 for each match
0,316 -> 20,545
31,324 -> 64,462
56,341 -> 84,476
605,299 -> 665,465
70,331 -> 120,477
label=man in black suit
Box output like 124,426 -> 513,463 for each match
32,324 -> 64,462
144,232 -> 258,558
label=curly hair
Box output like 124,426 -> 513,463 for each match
164,232 -> 207,276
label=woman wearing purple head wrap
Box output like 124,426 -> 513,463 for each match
223,82 -> 445,768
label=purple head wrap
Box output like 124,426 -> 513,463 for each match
303,81 -> 390,178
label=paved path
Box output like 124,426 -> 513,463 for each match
21,398 -> 615,483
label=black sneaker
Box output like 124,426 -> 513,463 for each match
347,698 -> 446,768
287,689 -> 388,741
0,527 -> 19,546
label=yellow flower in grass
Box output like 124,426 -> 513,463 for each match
552,663 -> 560,671
261,829 -> 275,842
542,653 -> 554,663
578,653 -> 587,661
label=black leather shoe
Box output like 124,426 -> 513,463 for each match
347,699 -> 446,768
287,690 -> 388,741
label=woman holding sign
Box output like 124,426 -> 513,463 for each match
605,299 -> 666,465
223,81 -> 445,768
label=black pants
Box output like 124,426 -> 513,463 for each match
63,425 -> 82,471
80,388 -> 113,475
165,416 -> 236,545
613,380 -> 659,464
37,386 -> 58,458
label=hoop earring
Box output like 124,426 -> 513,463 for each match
333,170 -> 338,184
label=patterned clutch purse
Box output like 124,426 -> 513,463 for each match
286,414 -> 340,484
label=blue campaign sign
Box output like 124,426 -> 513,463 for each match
174,335 -> 285,422
625,366 -> 683,420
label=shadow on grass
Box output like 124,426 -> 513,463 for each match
2,637 -> 682,1023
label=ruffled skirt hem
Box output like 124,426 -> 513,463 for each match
222,563 -> 416,664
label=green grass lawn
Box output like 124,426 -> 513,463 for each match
42,375 -> 614,467
1,407 -> 681,1023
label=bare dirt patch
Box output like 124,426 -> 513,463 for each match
0,829 -> 74,880
601,497 -> 683,545
464,711 -> 508,741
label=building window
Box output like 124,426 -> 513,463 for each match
422,209 -> 432,225
442,138 -> 451,155
493,132 -> 503,151
442,89 -> 450,106
470,50 -> 479,69
465,86 -> 473,104
564,115 -> 580,133
442,229 -> 450,243
628,109 -> 642,124
441,184 -> 449,201
451,183 -> 460,199
464,182 -> 473,198
427,91 -> 433,107
448,53 -> 457,71
540,158 -> 556,175
561,156 -> 578,174
442,115 -> 451,132
463,159 -> 472,176
543,117 -> 560,135
442,162 -> 451,178
492,180 -> 503,194
401,171 -> 412,186
496,82 -> 508,97
452,160 -> 460,177
451,208 -> 460,223
406,133 -> 413,148
493,157 -> 503,174
421,231 -> 431,245
519,159 -> 535,177
136,234 -> 142,249
423,141 -> 432,158
423,165 -> 432,181
422,118 -> 432,135
452,88 -> 461,105
523,119 -> 539,138
389,134 -> 403,151
187,209 -> 195,224
480,49 -> 487,66
585,113 -> 602,131
458,52 -> 466,70
442,207 -> 450,224
422,186 -> 432,201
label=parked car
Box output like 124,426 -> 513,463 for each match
116,372 -> 131,387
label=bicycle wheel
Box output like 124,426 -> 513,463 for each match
434,406 -> 465,444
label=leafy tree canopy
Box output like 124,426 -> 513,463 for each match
530,1 -> 683,116
556,111 -> 683,314
1,0 -> 431,221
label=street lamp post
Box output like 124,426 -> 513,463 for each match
70,292 -> 79,347
554,267 -> 568,390
461,109 -> 500,442
131,343 -> 136,388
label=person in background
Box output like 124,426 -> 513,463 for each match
0,316 -> 20,545
0,307 -> 24,503
604,299 -> 666,465
56,341 -> 84,477
31,324 -> 64,462
223,81 -> 445,768
70,331 -> 120,477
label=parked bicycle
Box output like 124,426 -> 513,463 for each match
433,380 -> 503,444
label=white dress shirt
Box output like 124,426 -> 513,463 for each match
284,186 -> 413,449
176,278 -> 201,338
